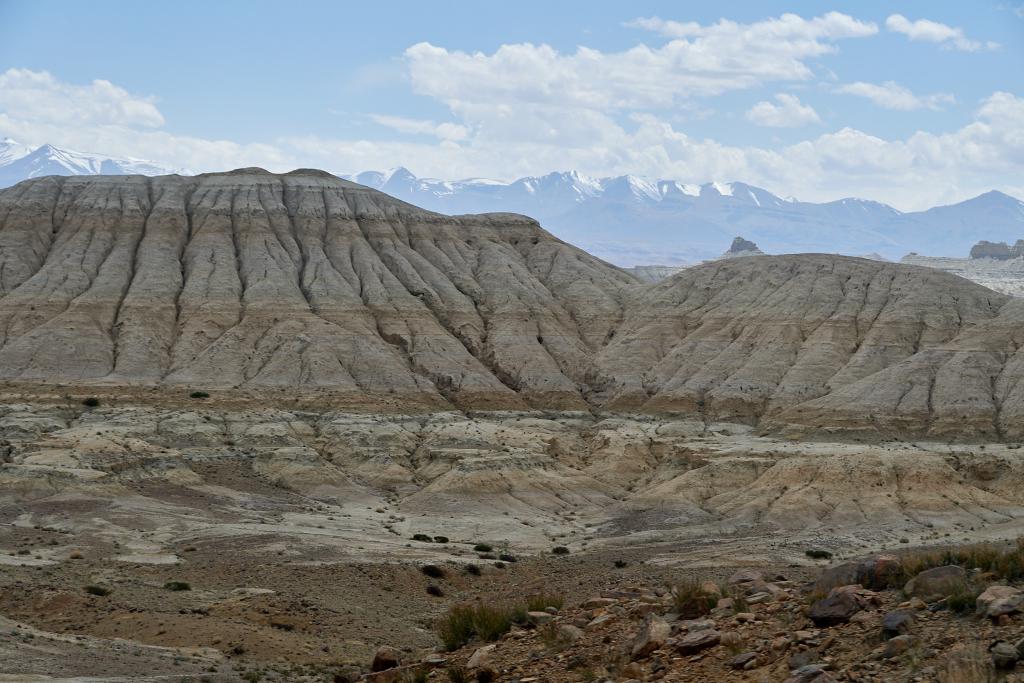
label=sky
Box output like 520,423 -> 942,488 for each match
0,0 -> 1021,209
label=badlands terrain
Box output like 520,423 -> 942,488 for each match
2,169 -> 1024,681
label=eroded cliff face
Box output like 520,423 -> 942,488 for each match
0,169 -> 1022,438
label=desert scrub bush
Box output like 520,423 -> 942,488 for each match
437,603 -> 517,650
84,584 -> 111,596
464,564 -> 481,576
411,533 -> 433,542
614,559 -> 628,568
525,593 -> 564,612
899,538 -> 1024,583
189,391 -> 210,399
81,397 -> 100,407
421,564 -> 446,579
472,543 -> 493,552
163,581 -> 191,591
945,584 -> 983,615
498,553 -> 517,562
433,535 -> 450,544
805,549 -> 832,560
426,584 -> 445,597
551,546 -> 570,555
671,578 -> 718,619
446,665 -> 470,683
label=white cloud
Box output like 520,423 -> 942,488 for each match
0,68 -> 165,128
406,12 -> 877,112
746,94 -> 821,127
1,69 -> 1022,213
836,81 -> 955,111
885,14 -> 999,51
369,114 -> 469,141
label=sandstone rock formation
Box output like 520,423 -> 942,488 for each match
2,170 -> 1024,438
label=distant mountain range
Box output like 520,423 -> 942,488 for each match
346,168 -> 1024,265
0,138 -> 182,189
1,140 -> 1021,265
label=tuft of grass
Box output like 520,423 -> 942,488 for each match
945,584 -> 982,615
805,549 -> 832,560
473,543 -> 493,552
551,546 -> 570,555
84,584 -> 111,596
671,578 -> 718,619
464,564 -> 481,576
426,584 -> 445,597
446,665 -> 470,683
421,564 -> 446,579
81,397 -> 100,407
163,581 -> 191,591
614,559 -> 628,568
525,593 -> 564,612
411,533 -> 433,543
899,538 -> 1024,584
189,391 -> 210,399
498,553 -> 517,563
437,604 -> 516,650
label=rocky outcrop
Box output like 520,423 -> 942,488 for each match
970,240 -> 1024,260
4,170 -> 1024,438
723,236 -> 763,256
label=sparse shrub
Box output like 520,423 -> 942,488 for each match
68,550 -> 83,560
421,564 -> 446,579
478,553 -> 496,560
84,584 -> 110,596
437,604 -> 516,650
551,546 -> 570,555
671,578 -> 717,619
163,581 -> 191,591
898,538 -> 1024,584
493,561 -> 505,569
900,537 -> 910,544
614,559 -> 628,568
946,585 -> 982,615
525,593 -> 564,612
446,665 -> 470,683
805,549 -> 832,560
464,564 -> 481,576
81,397 -> 100,407
411,533 -> 433,543
189,391 -> 210,399
426,584 -> 445,597
473,543 -> 493,552
498,553 -> 516,562
433,536 -> 450,544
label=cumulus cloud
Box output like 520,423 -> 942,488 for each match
0,68 -> 165,128
746,94 -> 821,127
836,81 -> 955,110
885,14 -> 999,51
369,114 -> 469,141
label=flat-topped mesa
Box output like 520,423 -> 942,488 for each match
1,169 -> 1023,440
969,239 -> 1024,260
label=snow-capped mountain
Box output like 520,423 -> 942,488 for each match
345,168 -> 1024,265
0,139 -> 183,189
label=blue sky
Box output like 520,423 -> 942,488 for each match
0,0 -> 1021,208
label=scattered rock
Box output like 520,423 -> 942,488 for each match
675,629 -> 721,655
883,634 -> 917,659
731,652 -> 758,669
466,644 -> 496,670
976,585 -> 1024,618
809,588 -> 863,627
631,615 -> 670,658
991,641 -> 1019,669
371,645 -> 402,672
881,609 -> 915,638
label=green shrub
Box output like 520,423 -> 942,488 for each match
437,604 -> 515,650
805,549 -> 833,560
421,564 -> 446,579
473,543 -> 493,552
163,581 -> 191,591
498,553 -> 517,562
946,585 -> 982,615
84,584 -> 111,596
81,397 -> 100,407
426,584 -> 444,597
614,559 -> 628,568
189,391 -> 210,399
464,564 -> 481,576
551,546 -> 570,555
446,665 -> 470,683
433,536 -> 450,544
411,534 -> 433,542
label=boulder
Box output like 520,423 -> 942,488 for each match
991,641 -> 1019,669
903,565 -> 967,602
557,624 -> 584,643
526,611 -> 553,625
813,555 -> 902,594
883,634 -> 917,659
881,609 -> 915,638
976,585 -> 1024,618
631,615 -> 670,659
675,629 -> 721,655
809,588 -> 862,627
466,644 -> 496,670
784,664 -> 838,683
371,646 -> 402,672
731,652 -> 758,669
